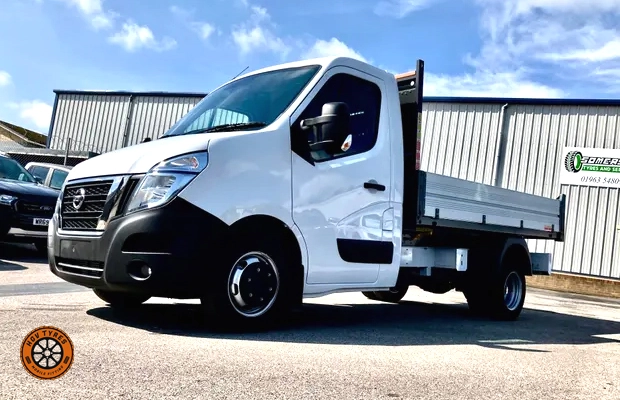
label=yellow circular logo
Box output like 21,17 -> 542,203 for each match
20,326 -> 74,380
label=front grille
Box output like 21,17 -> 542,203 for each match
60,180 -> 114,231
55,257 -> 104,278
15,201 -> 55,217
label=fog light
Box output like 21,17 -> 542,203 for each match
141,265 -> 152,277
47,219 -> 54,248
127,261 -> 152,281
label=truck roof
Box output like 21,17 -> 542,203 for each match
232,56 -> 400,84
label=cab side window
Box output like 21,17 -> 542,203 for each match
50,169 -> 69,189
292,73 -> 382,162
29,166 -> 49,183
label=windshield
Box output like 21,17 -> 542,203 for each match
162,65 -> 321,138
0,157 -> 36,183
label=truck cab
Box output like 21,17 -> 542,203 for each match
48,56 -> 564,330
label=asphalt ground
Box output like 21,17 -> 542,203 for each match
1,242 -> 619,400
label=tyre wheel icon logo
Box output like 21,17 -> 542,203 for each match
20,326 -> 74,380
564,151 -> 583,173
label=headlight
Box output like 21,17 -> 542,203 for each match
125,151 -> 208,214
0,194 -> 17,206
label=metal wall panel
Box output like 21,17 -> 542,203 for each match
125,96 -> 203,146
499,104 -> 620,280
420,101 -> 503,185
49,93 -> 204,153
420,101 -> 620,280
49,93 -> 131,154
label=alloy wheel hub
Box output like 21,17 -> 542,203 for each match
228,252 -> 279,317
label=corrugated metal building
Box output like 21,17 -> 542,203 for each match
46,90 -> 620,281
421,97 -> 620,281
47,90 -> 207,154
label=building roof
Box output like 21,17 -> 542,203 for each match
0,120 -> 47,147
52,89 -> 620,107
53,89 -> 208,98
424,96 -> 620,107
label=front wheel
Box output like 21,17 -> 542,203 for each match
362,291 -> 380,301
362,284 -> 409,304
93,288 -> 151,308
201,236 -> 296,331
33,239 -> 47,255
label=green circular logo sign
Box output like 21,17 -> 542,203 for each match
564,151 -> 583,173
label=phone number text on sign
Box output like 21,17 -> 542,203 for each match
580,175 -> 620,186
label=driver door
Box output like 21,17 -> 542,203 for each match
290,67 -> 393,285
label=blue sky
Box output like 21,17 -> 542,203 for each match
1,0 -> 620,134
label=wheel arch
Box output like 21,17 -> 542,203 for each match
498,238 -> 532,277
464,236 -> 532,278
228,214 -> 306,304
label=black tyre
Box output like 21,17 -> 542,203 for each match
200,235 -> 296,331
362,291 -> 380,300
93,288 -> 151,308
33,239 -> 47,255
364,284 -> 409,304
464,261 -> 526,321
464,290 -> 487,315
489,265 -> 526,321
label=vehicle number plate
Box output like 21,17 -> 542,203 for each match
33,218 -> 50,226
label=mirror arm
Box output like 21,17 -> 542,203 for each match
300,115 -> 334,130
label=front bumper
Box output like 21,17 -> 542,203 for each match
48,197 -> 229,299
0,204 -> 53,243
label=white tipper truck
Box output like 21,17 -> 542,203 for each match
47,56 -> 566,330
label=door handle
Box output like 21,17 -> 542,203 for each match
364,181 -> 386,191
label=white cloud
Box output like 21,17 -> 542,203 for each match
424,71 -> 564,98
301,38 -> 368,63
9,101 -> 53,131
397,0 -> 620,98
108,21 -> 177,52
505,0 -> 620,15
540,37 -> 620,63
297,35 -> 561,98
227,1 -> 563,98
192,22 -> 216,40
452,0 -> 620,95
231,3 -> 291,58
56,0 -> 179,55
0,71 -> 11,87
374,0 -> 435,18
58,0 -> 116,30
170,5 -> 192,19
170,5 -> 216,41
232,26 -> 290,56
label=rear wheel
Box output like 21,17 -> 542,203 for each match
201,235 -> 296,331
491,267 -> 526,320
464,258 -> 526,321
93,288 -> 151,308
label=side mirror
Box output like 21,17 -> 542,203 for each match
300,102 -> 351,154
33,176 -> 43,184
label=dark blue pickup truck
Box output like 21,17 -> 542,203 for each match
0,152 -> 60,254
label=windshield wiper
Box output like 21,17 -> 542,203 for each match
173,122 -> 268,137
